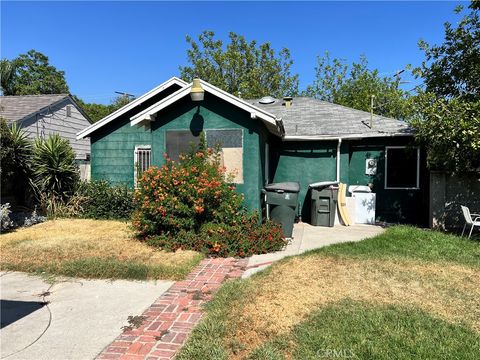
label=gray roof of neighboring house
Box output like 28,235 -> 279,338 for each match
248,97 -> 413,139
0,94 -> 70,124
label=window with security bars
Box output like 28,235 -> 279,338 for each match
134,146 -> 151,186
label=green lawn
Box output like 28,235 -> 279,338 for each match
177,226 -> 480,360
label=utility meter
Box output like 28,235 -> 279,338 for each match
365,158 -> 377,175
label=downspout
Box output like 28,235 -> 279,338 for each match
336,138 -> 342,182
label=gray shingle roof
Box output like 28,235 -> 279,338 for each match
248,97 -> 413,138
0,94 -> 69,124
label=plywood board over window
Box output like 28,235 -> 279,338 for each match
165,129 -> 244,184
207,129 -> 243,184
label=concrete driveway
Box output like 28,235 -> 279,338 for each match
0,272 -> 173,360
244,222 -> 385,277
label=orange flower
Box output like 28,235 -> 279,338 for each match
212,242 -> 221,253
194,205 -> 205,214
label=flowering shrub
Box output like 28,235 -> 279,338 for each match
133,139 -> 244,237
132,138 -> 287,257
146,213 -> 286,257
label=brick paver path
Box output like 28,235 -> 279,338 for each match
97,257 -> 247,360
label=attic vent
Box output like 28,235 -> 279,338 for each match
259,96 -> 276,104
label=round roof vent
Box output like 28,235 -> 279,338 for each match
259,96 -> 276,104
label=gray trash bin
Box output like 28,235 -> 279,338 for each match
263,182 -> 300,238
309,181 -> 339,227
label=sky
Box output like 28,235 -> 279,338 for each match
1,1 -> 468,104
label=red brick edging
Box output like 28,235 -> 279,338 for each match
96,257 -> 247,360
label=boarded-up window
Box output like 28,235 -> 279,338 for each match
165,129 -> 243,184
385,146 -> 420,189
134,145 -> 151,186
206,130 -> 243,184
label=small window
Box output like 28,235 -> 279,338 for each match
166,131 -> 200,162
66,105 -> 72,117
385,146 -> 420,189
134,145 -> 151,186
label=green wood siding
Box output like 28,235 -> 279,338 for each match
270,137 -> 428,225
270,140 -> 337,220
91,93 -> 267,211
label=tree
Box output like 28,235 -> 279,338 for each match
409,1 -> 480,174
74,94 -> 134,122
409,93 -> 480,173
0,59 -> 17,95
180,31 -> 299,99
415,2 -> 479,100
305,53 -> 411,119
2,50 -> 69,95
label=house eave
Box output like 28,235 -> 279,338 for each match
282,132 -> 414,141
76,77 -> 187,140
130,79 -> 283,136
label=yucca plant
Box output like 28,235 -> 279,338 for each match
32,134 -> 79,215
0,119 -> 34,205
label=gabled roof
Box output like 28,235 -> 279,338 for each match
0,94 -> 71,124
130,79 -> 283,135
249,97 -> 413,140
76,77 -> 187,139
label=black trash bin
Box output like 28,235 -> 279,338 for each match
309,181 -> 339,227
263,182 -> 300,238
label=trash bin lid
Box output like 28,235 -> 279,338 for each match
309,181 -> 339,189
348,185 -> 372,194
264,182 -> 300,193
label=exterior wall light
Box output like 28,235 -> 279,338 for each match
190,78 -> 204,101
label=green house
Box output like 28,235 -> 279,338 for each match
77,77 -> 428,225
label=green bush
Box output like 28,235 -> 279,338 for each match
73,180 -> 135,220
0,119 -> 34,206
132,138 -> 244,237
147,213 -> 286,257
133,138 -> 286,257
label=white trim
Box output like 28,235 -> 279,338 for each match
134,144 -> 152,188
336,138 -> 342,182
384,146 -> 420,190
76,77 -> 187,139
130,79 -> 283,135
265,142 -> 269,185
283,132 -> 413,141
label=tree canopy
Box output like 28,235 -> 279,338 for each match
1,50 -> 69,95
304,53 -> 411,119
74,95 -> 133,123
415,2 -> 479,101
410,2 -> 480,174
180,31 -> 299,99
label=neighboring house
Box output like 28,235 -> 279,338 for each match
77,77 -> 428,225
0,94 -> 92,180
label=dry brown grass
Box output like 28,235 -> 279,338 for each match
0,219 -> 201,279
228,255 -> 480,357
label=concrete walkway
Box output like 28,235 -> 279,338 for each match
0,272 -> 173,360
243,222 -> 385,277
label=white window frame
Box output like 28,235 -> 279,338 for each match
384,146 -> 420,190
134,145 -> 152,187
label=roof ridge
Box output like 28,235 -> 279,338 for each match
0,94 -> 69,98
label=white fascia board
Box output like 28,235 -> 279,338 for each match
130,79 -> 282,135
76,77 -> 187,139
283,132 -> 414,141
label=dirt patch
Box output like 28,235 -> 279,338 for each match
0,219 -> 199,271
228,256 -> 480,357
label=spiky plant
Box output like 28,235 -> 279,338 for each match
32,134 -> 79,215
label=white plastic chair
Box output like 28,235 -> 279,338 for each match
461,205 -> 480,239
